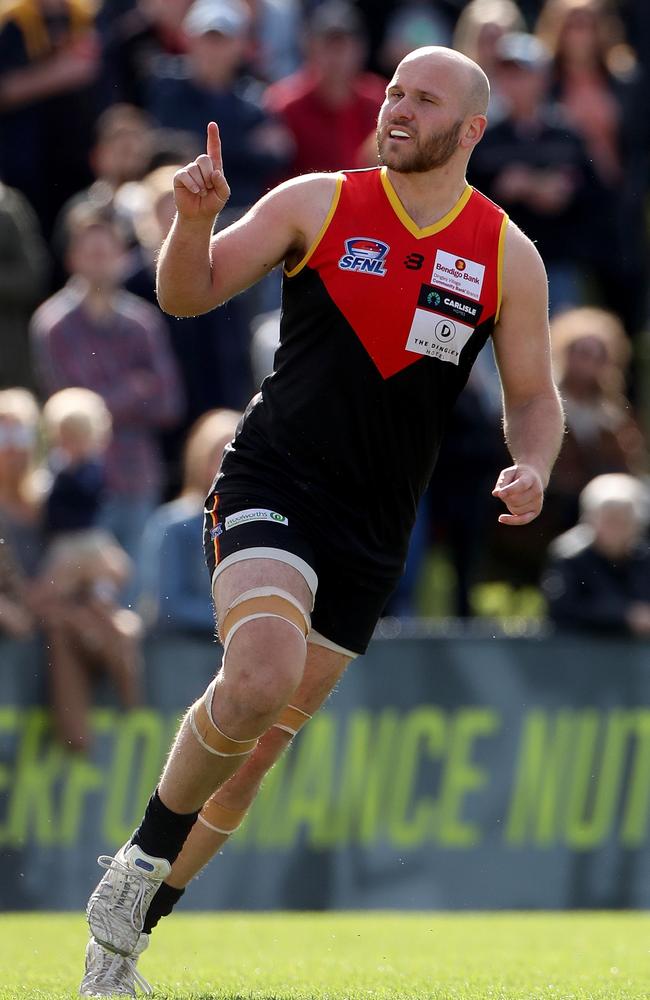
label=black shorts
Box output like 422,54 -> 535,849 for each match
203,490 -> 400,656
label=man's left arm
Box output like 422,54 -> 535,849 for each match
491,223 -> 565,525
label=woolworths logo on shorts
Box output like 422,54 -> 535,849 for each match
225,508 -> 288,530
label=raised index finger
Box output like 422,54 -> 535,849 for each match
206,121 -> 223,171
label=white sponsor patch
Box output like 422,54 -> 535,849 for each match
224,508 -> 288,530
405,310 -> 474,366
431,250 -> 485,301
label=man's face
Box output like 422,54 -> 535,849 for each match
591,503 -> 642,559
67,226 -> 124,290
496,61 -> 548,116
189,30 -> 246,85
308,31 -> 365,83
376,58 -> 468,173
95,126 -> 152,186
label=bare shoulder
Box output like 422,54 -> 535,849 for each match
257,173 -> 343,268
251,172 -> 342,230
501,221 -> 548,300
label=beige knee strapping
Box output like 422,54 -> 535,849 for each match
191,589 -> 310,757
197,703 -> 312,834
274,703 -> 312,736
219,587 -> 310,652
190,678 -> 260,757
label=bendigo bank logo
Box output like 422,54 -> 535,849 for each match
338,237 -> 389,276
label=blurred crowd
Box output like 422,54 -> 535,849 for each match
1,0 -> 650,749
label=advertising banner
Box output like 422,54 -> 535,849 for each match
1,633 -> 649,910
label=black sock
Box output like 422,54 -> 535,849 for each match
143,882 -> 185,934
131,788 -> 199,866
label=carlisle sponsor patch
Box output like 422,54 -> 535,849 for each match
338,237 -> 389,276
431,250 -> 485,301
224,509 -> 288,530
417,284 -> 483,324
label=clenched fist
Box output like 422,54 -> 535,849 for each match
492,463 -> 544,526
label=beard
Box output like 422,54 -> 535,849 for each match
377,119 -> 464,173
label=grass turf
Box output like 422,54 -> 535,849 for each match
0,912 -> 649,999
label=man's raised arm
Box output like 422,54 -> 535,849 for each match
156,121 -> 331,317
491,223 -> 565,525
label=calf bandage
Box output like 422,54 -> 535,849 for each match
198,798 -> 247,835
274,704 -> 312,736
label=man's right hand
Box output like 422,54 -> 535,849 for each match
173,121 -> 231,222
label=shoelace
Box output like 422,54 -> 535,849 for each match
96,854 -> 160,935
88,947 -> 153,996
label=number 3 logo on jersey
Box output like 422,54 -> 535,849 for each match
338,237 -> 390,276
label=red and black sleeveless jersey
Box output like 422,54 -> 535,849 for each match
217,167 -> 508,577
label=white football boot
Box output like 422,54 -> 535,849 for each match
86,842 -> 171,957
79,933 -> 152,997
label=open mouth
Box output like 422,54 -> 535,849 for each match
388,128 -> 412,141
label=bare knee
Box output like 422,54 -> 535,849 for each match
214,617 -> 306,726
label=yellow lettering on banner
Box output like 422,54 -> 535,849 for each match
621,710 -> 650,846
564,710 -> 629,848
332,709 -> 399,847
437,709 -> 500,846
0,708 -> 18,843
104,711 -> 167,846
60,755 -> 104,845
505,710 -> 573,846
6,710 -> 62,846
282,714 -> 335,848
387,708 -> 444,848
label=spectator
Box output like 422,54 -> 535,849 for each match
0,389 -> 43,638
35,387 -> 143,752
41,386 -> 110,539
425,367 -> 507,617
468,31 -> 605,314
137,408 -> 241,634
378,2 -> 452,77
264,0 -> 385,175
0,388 -> 45,581
452,0 -> 526,122
0,181 -> 49,391
101,0 -> 193,107
243,0 -> 302,82
0,521 -> 35,640
348,0 -> 459,74
490,306 -> 647,587
30,204 -> 184,563
145,0 -> 292,212
123,164 -> 251,494
125,165 -> 252,415
0,0 -> 105,239
535,0 -> 648,335
53,103 -> 155,258
542,473 -> 650,636
547,306 -> 647,527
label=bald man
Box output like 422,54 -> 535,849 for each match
81,47 -> 564,996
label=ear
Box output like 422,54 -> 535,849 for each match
461,114 -> 488,150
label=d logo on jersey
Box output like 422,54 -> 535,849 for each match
338,237 -> 389,276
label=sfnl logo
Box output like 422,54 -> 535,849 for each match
338,237 -> 390,276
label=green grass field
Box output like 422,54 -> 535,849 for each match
1,912 -> 649,999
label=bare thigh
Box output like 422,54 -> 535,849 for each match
213,557 -> 313,635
